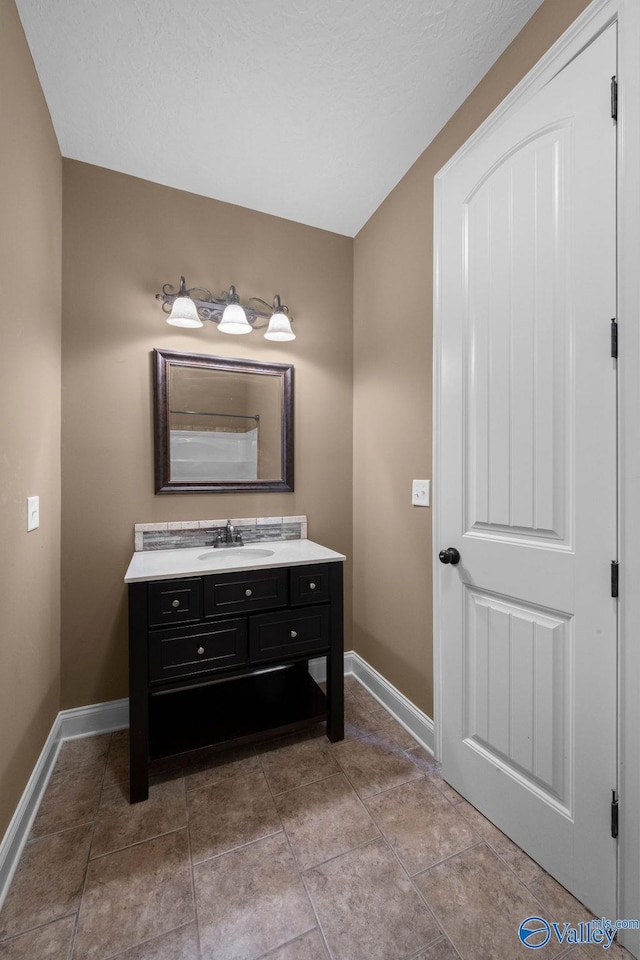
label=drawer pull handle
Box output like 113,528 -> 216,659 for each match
290,630 -> 298,639
245,588 -> 253,597
309,583 -> 316,590
172,599 -> 180,608
197,646 -> 205,655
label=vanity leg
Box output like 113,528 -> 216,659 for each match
129,708 -> 149,803
128,582 -> 150,803
326,563 -> 344,742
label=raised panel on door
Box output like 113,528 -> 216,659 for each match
464,587 -> 573,812
465,125 -> 571,547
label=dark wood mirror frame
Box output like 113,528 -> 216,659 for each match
153,348 -> 294,494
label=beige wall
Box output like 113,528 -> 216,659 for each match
61,162 -> 353,708
0,0 -> 62,837
352,0 -> 592,716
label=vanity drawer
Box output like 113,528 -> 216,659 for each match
148,578 -> 203,626
249,606 -> 330,664
149,619 -> 247,682
204,567 -> 288,615
290,564 -> 330,605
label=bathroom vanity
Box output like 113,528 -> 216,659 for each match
125,539 -> 345,802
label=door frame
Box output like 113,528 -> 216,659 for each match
433,0 -> 640,952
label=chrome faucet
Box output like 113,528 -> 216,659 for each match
214,521 -> 244,548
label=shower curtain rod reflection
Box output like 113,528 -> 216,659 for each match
170,409 -> 260,422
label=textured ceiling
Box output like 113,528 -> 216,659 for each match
16,0 -> 543,236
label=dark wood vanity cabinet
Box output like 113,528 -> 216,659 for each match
128,561 -> 344,802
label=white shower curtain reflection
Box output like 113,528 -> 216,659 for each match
170,428 -> 258,481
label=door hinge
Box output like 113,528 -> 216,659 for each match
611,76 -> 618,121
611,789 -> 619,839
611,561 -> 619,598
611,318 -> 618,359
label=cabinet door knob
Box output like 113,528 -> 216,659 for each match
197,646 -> 205,655
309,583 -> 316,590
172,599 -> 180,608
290,630 -> 298,639
245,588 -> 253,597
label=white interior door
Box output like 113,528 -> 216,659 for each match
435,24 -> 617,916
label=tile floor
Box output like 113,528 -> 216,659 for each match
0,676 -> 633,960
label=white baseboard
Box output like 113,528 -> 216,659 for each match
0,659 -> 433,911
0,717 -> 63,911
345,651 -> 435,754
58,697 -> 129,742
0,698 -> 129,911
309,650 -> 434,754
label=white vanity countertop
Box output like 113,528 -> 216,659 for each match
124,538 -> 346,583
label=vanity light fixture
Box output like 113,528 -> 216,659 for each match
156,276 -> 296,341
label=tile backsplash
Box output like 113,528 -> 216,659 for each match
134,516 -> 308,552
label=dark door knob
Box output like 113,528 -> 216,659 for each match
439,547 -> 461,565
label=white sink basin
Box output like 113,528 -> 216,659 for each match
197,547 -> 275,561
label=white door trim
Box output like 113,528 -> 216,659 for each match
433,0 -> 640,952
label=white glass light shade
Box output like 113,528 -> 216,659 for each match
264,311 -> 296,341
167,295 -> 203,328
218,302 -> 252,334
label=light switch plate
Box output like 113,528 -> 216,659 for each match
412,479 -> 430,507
27,496 -> 39,531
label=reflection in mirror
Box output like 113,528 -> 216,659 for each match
153,349 -> 294,493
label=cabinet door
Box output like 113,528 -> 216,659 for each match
204,568 -> 288,615
149,618 -> 247,682
250,606 -> 330,664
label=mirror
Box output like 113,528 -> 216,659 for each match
153,349 -> 294,493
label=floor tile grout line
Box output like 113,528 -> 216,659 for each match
22,816 -> 99,847
298,874 -> 336,959
28,743 -> 109,846
66,912 -> 77,960
0,911 -> 78,949
379,822 -> 451,955
482,834 -> 547,892
407,933 -> 463,960
183,784 -> 204,960
359,781 -> 481,880
105,921 -> 198,960
299,832 -> 384,877
184,764 -> 266,798
453,803 -> 550,892
252,740 -> 342,808
330,739 -> 427,803
406,840 -> 560,960
403,935 -> 463,960
291,812 -> 385,875
254,927 -> 328,960
402,747 -> 467,807
87,823 -> 187,862
404,860 -> 470,960
190,828 -> 285,869
279,826 -> 333,960
270,767 -> 345,799
67,818 -> 97,960
410,839 -> 490,882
